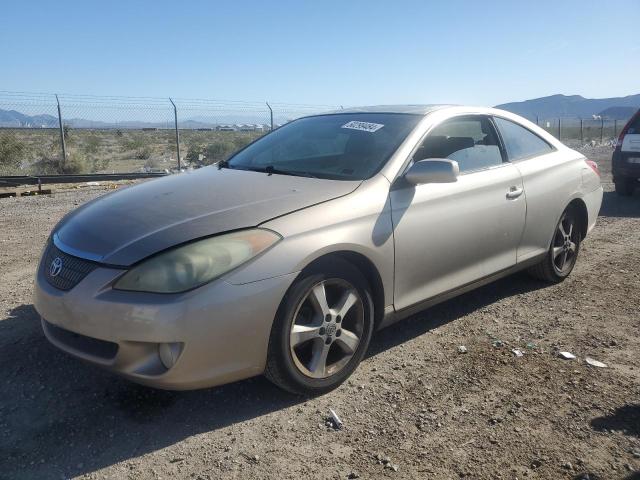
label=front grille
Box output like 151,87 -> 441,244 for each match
42,241 -> 98,291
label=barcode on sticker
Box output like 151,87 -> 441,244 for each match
341,121 -> 384,132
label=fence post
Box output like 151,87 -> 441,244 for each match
266,102 -> 273,131
169,98 -> 181,170
536,115 -> 539,126
600,117 -> 604,144
557,118 -> 561,140
614,119 -> 618,138
55,94 -> 67,165
580,118 -> 583,144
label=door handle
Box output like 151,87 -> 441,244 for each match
506,186 -> 524,199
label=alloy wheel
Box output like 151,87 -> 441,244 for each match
289,279 -> 364,379
552,212 -> 579,274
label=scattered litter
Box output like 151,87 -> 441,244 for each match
457,345 -> 468,354
492,340 -> 504,348
512,348 -> 524,357
526,342 -> 537,350
585,357 -> 608,368
558,351 -> 576,360
85,181 -> 100,186
328,408 -> 343,429
374,454 -> 398,471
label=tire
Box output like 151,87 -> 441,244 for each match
265,258 -> 374,396
615,177 -> 635,197
528,207 -> 582,283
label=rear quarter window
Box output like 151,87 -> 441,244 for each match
626,114 -> 640,134
494,117 -> 555,161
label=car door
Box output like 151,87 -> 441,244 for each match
492,116 -> 566,262
390,115 -> 526,311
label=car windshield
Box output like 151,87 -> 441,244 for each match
226,113 -> 422,180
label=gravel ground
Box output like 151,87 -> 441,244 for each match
0,147 -> 639,480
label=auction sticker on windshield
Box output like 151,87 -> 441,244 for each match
341,121 -> 384,133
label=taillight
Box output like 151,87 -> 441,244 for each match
585,159 -> 600,177
617,111 -> 640,147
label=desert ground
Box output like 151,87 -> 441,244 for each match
0,146 -> 638,480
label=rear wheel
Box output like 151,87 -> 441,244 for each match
615,177 -> 636,196
528,207 -> 582,283
265,259 -> 374,395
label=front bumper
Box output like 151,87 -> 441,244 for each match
34,264 -> 297,390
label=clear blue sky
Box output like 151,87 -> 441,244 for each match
2,0 -> 639,106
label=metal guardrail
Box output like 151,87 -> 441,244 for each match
0,172 -> 168,188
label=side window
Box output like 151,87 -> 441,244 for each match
494,117 -> 554,161
626,114 -> 640,134
414,116 -> 503,173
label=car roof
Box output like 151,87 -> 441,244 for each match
323,104 -> 454,115
318,105 -> 527,118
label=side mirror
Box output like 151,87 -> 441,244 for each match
404,158 -> 459,185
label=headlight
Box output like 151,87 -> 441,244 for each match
114,229 -> 281,293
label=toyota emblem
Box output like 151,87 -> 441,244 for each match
50,257 -> 63,277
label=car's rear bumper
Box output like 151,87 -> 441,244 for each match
612,151 -> 640,179
34,265 -> 297,390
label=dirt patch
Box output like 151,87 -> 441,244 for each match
1,147 -> 639,479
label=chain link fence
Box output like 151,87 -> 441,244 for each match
0,91 -> 339,176
1,91 -> 634,177
527,116 -> 630,149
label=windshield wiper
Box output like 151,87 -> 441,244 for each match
242,165 -> 318,178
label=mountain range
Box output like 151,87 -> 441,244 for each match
495,94 -> 640,120
1,93 -> 639,128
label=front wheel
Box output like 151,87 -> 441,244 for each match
528,207 -> 582,283
265,259 -> 374,395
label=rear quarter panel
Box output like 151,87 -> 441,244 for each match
514,149 -> 591,262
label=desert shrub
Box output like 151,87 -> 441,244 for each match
143,157 -> 163,171
185,143 -> 205,166
232,135 -> 252,149
121,133 -> 152,160
183,140 -> 235,168
83,134 -> 101,155
205,140 -> 236,163
122,134 -> 146,152
89,156 -> 110,173
31,151 -> 87,174
135,146 -> 152,160
0,136 -> 28,173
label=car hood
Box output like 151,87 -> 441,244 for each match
55,167 -> 361,266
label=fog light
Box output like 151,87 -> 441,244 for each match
158,342 -> 182,369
